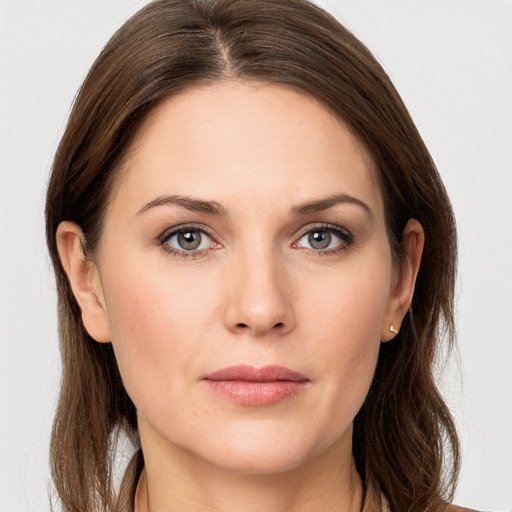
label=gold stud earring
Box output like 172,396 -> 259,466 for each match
389,325 -> 399,334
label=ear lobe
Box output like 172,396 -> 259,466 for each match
56,221 -> 111,343
381,219 -> 424,342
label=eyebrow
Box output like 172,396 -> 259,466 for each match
291,193 -> 374,220
136,192 -> 373,219
136,195 -> 227,216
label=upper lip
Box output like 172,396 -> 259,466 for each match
203,364 -> 309,382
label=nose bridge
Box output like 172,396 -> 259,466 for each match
224,239 -> 294,336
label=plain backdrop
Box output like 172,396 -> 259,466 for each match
1,1 -> 511,510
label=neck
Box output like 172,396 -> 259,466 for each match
136,422 -> 363,512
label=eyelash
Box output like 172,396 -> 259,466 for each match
157,222 -> 354,259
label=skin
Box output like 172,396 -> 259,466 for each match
57,81 -> 424,512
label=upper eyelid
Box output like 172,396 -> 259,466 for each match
158,223 -> 216,243
294,222 -> 352,238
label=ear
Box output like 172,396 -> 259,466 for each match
56,221 -> 111,343
381,219 -> 424,342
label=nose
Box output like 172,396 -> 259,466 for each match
223,247 -> 295,337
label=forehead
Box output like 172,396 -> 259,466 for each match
111,80 -> 383,218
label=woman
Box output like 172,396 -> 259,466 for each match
45,0 -> 472,510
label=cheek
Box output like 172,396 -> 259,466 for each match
100,256 -> 220,413
303,252 -> 391,349
299,255 -> 391,421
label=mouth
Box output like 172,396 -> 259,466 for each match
202,364 -> 309,406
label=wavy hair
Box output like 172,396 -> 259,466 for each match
45,1 -> 459,510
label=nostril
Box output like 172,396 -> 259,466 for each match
234,321 -> 285,333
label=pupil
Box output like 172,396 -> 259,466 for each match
309,230 -> 331,249
178,230 -> 201,250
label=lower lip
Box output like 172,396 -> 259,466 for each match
204,380 -> 308,406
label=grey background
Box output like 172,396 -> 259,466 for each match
1,0 -> 511,510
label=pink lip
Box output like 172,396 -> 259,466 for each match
203,365 -> 309,406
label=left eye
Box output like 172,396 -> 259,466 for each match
163,228 -> 213,252
296,228 -> 349,250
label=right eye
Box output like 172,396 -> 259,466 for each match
159,225 -> 219,257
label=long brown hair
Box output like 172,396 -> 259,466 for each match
45,1 -> 459,510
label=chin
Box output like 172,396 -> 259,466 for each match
192,422 -> 341,476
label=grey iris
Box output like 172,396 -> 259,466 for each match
308,230 -> 331,249
178,230 -> 201,250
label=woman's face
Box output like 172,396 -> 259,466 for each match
73,81 -> 412,474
